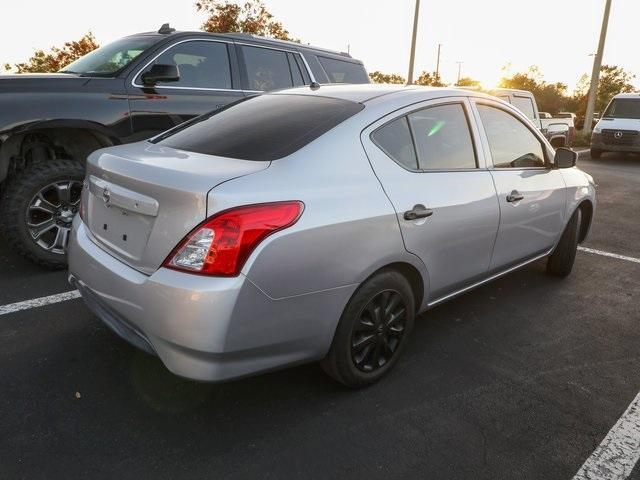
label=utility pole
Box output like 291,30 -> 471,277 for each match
583,0 -> 613,133
435,43 -> 442,82
456,61 -> 463,85
406,0 -> 421,85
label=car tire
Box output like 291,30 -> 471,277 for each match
590,148 -> 602,159
0,160 -> 85,269
546,208 -> 581,278
321,270 -> 415,388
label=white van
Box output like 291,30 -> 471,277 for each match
591,93 -> 640,158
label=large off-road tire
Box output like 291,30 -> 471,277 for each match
590,148 -> 602,159
546,208 -> 581,278
321,270 -> 415,388
0,160 -> 84,269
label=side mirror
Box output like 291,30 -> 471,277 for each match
554,147 -> 577,168
141,64 -> 180,86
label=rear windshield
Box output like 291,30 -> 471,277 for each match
603,99 -> 640,119
318,56 -> 370,84
152,94 -> 364,161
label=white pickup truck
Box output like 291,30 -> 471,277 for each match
490,88 -> 576,148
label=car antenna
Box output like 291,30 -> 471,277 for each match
158,23 -> 175,35
309,82 -> 321,91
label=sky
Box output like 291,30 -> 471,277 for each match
1,0 -> 639,92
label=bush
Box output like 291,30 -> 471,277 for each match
572,131 -> 591,148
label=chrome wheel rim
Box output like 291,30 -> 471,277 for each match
351,290 -> 407,373
26,180 -> 83,254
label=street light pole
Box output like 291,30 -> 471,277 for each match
583,0 -> 613,134
435,43 -> 442,82
407,0 -> 421,85
456,61 -> 463,85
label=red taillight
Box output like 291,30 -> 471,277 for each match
163,201 -> 304,277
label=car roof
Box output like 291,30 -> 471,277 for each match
612,93 -> 640,99
133,30 -> 359,62
270,84 -> 495,104
489,88 -> 532,96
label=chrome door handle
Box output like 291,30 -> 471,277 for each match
506,190 -> 524,203
404,204 -> 433,220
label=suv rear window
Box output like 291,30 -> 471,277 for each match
318,57 -> 369,84
153,94 -> 364,161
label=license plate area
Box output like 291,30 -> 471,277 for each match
86,176 -> 159,262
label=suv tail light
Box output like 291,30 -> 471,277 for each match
163,201 -> 303,277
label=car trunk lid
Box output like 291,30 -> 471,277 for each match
83,142 -> 269,275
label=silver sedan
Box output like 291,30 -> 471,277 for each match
68,85 -> 596,387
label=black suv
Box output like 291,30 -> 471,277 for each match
0,24 -> 369,268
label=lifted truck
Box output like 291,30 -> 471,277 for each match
0,25 -> 369,268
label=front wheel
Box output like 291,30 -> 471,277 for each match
547,208 -> 581,277
0,160 -> 84,269
321,270 -> 415,388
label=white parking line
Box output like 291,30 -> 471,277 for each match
573,391 -> 640,480
578,246 -> 640,265
0,290 -> 81,316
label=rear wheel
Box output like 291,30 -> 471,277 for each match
547,208 -> 581,277
321,270 -> 415,388
0,160 -> 84,269
590,148 -> 602,159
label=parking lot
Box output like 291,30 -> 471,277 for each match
1,152 -> 639,479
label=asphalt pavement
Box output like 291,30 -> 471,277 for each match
1,152 -> 639,480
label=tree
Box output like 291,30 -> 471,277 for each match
414,71 -> 446,87
196,0 -> 293,40
595,65 -> 635,113
566,65 -> 635,118
499,66 -> 567,114
4,33 -> 98,73
369,71 -> 405,84
456,76 -> 481,87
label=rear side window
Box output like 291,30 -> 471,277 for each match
241,46 -> 293,91
408,104 -> 476,170
371,103 -> 476,171
153,94 -> 363,161
512,95 -> 536,121
371,117 -> 418,170
318,56 -> 369,84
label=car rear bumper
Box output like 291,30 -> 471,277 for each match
68,218 -> 355,382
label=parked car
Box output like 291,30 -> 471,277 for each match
0,24 -> 369,268
557,111 -> 577,123
68,84 -> 596,387
590,93 -> 640,158
489,88 -> 576,148
539,112 -> 553,119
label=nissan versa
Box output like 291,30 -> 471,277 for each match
68,85 -> 596,387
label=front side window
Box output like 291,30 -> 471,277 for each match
318,56 -> 370,84
61,36 -> 156,76
241,46 -> 293,91
139,40 -> 232,89
408,104 -> 476,170
477,104 -> 546,168
512,95 -> 536,121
